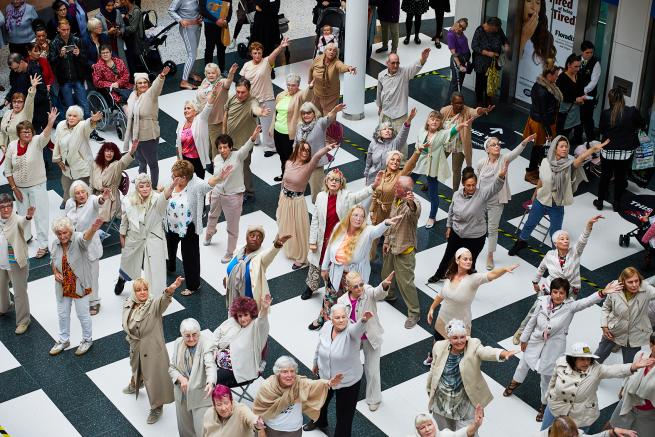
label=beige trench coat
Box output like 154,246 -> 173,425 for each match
122,290 -> 175,409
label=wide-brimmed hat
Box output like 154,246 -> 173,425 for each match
566,342 -> 599,359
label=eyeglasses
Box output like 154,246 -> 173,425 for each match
326,177 -> 341,183
12,100 -> 24,104
0,204 -> 13,210
182,333 -> 199,339
349,282 -> 365,289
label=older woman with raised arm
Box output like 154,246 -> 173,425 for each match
277,141 -> 337,270
223,229 -> 291,310
477,134 -> 535,269
303,303 -> 374,435
271,74 -> 314,181
412,406 -> 484,437
540,342 -> 655,431
365,108 -> 415,185
294,101 -> 346,202
0,195 -> 33,335
49,216 -> 104,357
428,160 -> 508,283
213,294 -> 271,387
90,140 -> 139,221
196,63 -> 237,156
204,127 -> 259,262
166,160 -> 233,296
122,276 -> 184,425
337,271 -> 395,411
509,135 -> 607,256
5,108 -> 58,259
308,43 -> 356,115
64,181 -> 109,316
169,318 -> 217,437
253,355 -> 343,437
609,332 -> 655,437
124,66 -> 171,187
0,73 -> 36,151
308,205 -> 399,330
595,266 -> 655,364
301,169 -> 377,300
504,279 -> 623,422
427,319 -> 516,433
114,174 -> 176,296
53,106 -> 103,206
203,385 -> 264,436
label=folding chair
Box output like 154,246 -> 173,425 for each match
230,342 -> 268,403
515,199 -> 551,246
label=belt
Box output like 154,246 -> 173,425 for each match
282,187 -> 304,198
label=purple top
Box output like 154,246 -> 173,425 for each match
447,30 -> 470,55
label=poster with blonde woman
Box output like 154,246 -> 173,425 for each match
515,0 -> 556,104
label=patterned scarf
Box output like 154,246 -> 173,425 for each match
297,119 -> 317,143
5,3 -> 26,34
226,250 -> 258,304
547,135 -> 575,205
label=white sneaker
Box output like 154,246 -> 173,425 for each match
228,40 -> 236,50
75,339 -> 93,356
423,354 -> 433,366
49,341 -> 70,356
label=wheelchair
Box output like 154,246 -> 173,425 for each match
87,88 -> 128,141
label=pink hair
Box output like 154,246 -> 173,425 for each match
211,384 -> 232,405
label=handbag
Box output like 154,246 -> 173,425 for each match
221,27 -> 231,46
632,131 -> 655,170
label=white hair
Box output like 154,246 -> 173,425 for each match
204,62 -> 220,75
385,150 -> 403,165
414,413 -> 436,429
272,355 -> 299,374
66,105 -> 84,119
446,319 -> 468,337
87,17 -> 102,33
52,216 -> 74,234
179,318 -> 201,334
330,303 -> 348,318
551,230 -> 570,245
184,100 -> 199,112
69,179 -> 92,202
299,101 -> 321,118
286,73 -> 301,85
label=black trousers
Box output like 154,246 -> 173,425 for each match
273,129 -> 294,176
216,367 -> 239,387
474,71 -> 492,107
434,231 -> 486,278
597,157 -> 631,206
405,14 -> 422,38
316,379 -> 361,437
183,155 -> 206,179
432,4 -> 446,40
556,115 -> 583,147
204,23 -> 227,71
580,99 -> 597,142
166,223 -> 201,291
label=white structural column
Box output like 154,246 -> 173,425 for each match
342,1 -> 367,120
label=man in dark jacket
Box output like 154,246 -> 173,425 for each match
48,19 -> 103,141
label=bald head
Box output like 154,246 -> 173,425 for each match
387,53 -> 400,74
394,176 -> 414,198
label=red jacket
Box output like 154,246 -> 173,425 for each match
37,57 -> 55,86
92,57 -> 132,102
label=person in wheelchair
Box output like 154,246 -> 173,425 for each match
212,295 -> 271,388
92,44 -> 132,113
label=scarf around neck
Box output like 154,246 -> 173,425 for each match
6,4 -> 27,33
226,249 -> 258,305
547,135 -> 575,205
100,0 -> 118,23
298,119 -> 317,143
536,75 -> 564,103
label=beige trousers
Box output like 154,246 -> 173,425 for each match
0,264 -> 30,326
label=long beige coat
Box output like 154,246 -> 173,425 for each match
122,290 -> 175,409
427,337 -> 505,410
52,118 -> 94,180
168,332 -> 217,411
123,74 -> 165,150
89,150 -> 135,221
119,192 -> 168,297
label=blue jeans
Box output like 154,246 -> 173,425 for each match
60,81 -> 90,118
411,173 -> 439,219
519,199 -> 564,241
541,405 -> 589,432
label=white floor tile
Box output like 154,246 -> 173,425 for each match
0,389 -> 81,437
507,192 -> 641,270
272,59 -> 377,93
194,210 -> 294,296
370,33 -> 452,73
0,341 -> 20,373
124,156 -> 178,189
158,89 -> 198,121
28,254 -> 184,347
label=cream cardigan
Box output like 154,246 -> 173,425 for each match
212,316 -> 269,383
5,132 -> 50,187
0,87 -> 35,147
53,118 -> 94,180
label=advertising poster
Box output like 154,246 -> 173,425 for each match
514,0 -> 579,104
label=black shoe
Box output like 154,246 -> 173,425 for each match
414,36 -> 421,44
114,278 -> 125,295
593,199 -> 604,211
403,37 -> 410,45
264,151 -> 276,158
308,320 -> 323,331
384,295 -> 397,302
90,130 -> 105,142
375,46 -> 388,53
613,203 -> 620,212
270,69 -> 276,80
427,273 -> 442,284
244,193 -> 255,202
508,239 -> 528,256
303,421 -> 327,432
301,287 -> 313,300
273,175 -> 283,182
435,41 -> 442,49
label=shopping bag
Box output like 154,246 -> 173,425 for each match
632,131 -> 655,170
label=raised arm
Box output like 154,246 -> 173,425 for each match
266,36 -> 289,67
486,264 -> 519,281
505,134 -> 535,163
573,139 -> 608,168
326,102 -> 346,123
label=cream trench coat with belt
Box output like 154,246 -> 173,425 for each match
122,290 -> 175,409
547,356 -> 633,427
119,192 -> 168,296
123,74 -> 165,150
307,186 -> 373,268
427,337 -> 506,410
520,292 -> 604,375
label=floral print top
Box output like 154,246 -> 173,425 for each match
166,188 -> 192,237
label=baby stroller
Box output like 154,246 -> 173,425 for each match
236,0 -> 290,64
314,7 -> 345,59
138,10 -> 178,81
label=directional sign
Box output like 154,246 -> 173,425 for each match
469,120 -> 520,149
